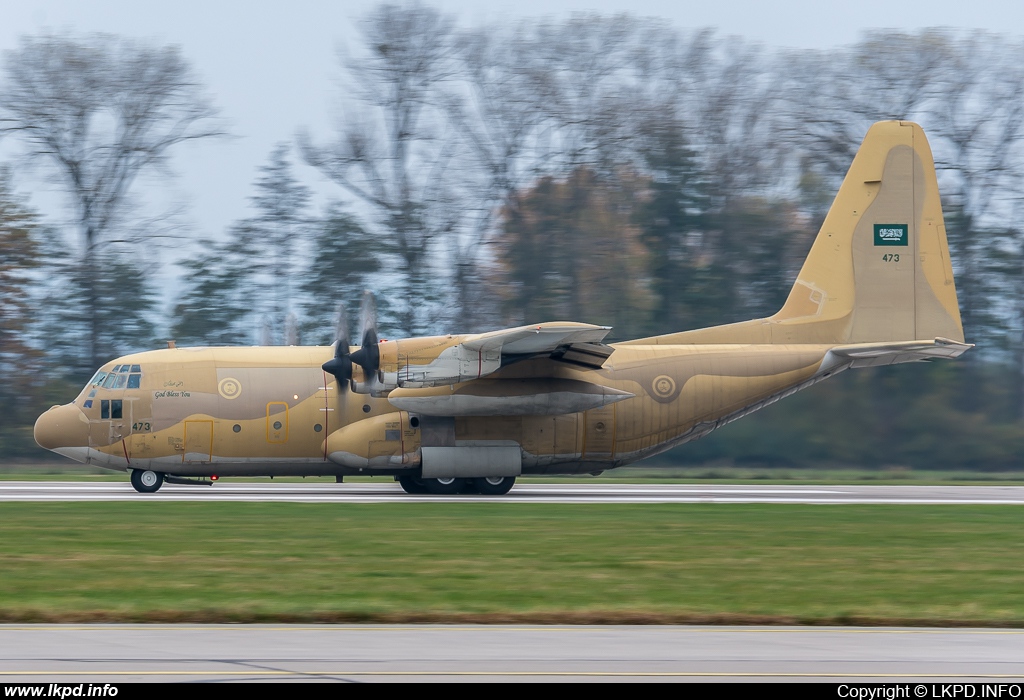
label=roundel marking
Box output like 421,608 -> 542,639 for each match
218,377 -> 242,400
651,375 -> 677,400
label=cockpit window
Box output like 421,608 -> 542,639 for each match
91,364 -> 143,392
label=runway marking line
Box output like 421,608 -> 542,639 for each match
1,671 -> 1023,678
1,626 -> 1023,635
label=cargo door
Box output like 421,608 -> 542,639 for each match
183,420 -> 214,463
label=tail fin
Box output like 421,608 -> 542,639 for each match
772,120 -> 963,344
627,120 -> 965,346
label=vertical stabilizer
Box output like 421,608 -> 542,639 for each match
771,120 -> 963,344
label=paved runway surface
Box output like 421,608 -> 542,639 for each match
0,625 -> 1022,682
2,481 -> 1024,503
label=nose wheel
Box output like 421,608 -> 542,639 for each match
130,469 -> 164,493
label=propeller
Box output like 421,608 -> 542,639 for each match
321,303 -> 353,387
321,292 -> 380,393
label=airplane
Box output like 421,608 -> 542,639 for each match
34,120 -> 971,495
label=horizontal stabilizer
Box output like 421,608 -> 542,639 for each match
822,337 -> 973,371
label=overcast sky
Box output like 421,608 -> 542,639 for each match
3,0 -> 1024,241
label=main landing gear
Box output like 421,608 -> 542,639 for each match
130,469 -> 164,493
397,475 -> 516,496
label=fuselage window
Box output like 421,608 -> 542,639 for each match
130,365 -> 141,373
111,400 -> 123,420
101,400 -> 110,419
118,366 -> 130,374
127,374 -> 141,389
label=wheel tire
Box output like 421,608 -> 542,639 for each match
473,476 -> 516,496
422,477 -> 467,495
130,469 -> 164,494
398,475 -> 430,495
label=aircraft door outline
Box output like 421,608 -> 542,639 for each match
183,420 -> 214,463
266,402 -> 289,444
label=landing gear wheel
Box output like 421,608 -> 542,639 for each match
423,477 -> 467,495
398,475 -> 430,495
130,469 -> 164,494
473,476 -> 516,496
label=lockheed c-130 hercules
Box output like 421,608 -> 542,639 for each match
35,121 -> 971,495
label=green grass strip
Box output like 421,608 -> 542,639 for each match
2,503 -> 1022,625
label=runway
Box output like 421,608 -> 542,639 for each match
1,481 -> 1024,503
0,625 -> 1022,682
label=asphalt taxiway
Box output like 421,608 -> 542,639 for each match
1,481 -> 1024,503
0,625 -> 1021,682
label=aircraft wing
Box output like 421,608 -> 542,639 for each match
383,322 -> 615,392
382,322 -> 622,415
462,322 -> 613,362
821,337 -> 973,371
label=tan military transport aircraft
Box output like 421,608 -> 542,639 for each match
35,121 -> 971,495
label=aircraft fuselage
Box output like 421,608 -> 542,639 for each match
35,342 -> 835,477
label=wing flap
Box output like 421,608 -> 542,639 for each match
550,341 -> 615,369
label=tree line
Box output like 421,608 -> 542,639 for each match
1,3 -> 1023,468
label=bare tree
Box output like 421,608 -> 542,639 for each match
0,33 -> 222,370
301,2 -> 461,336
246,143 -> 311,343
780,30 -> 951,195
451,15 -> 691,329
922,32 -> 1024,416
445,23 -> 546,330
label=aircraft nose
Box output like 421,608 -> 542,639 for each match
34,404 -> 90,451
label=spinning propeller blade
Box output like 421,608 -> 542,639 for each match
321,292 -> 380,393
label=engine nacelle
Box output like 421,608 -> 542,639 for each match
375,337 -> 502,391
323,412 -> 421,469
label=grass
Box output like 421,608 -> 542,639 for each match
1,502 -> 1023,625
